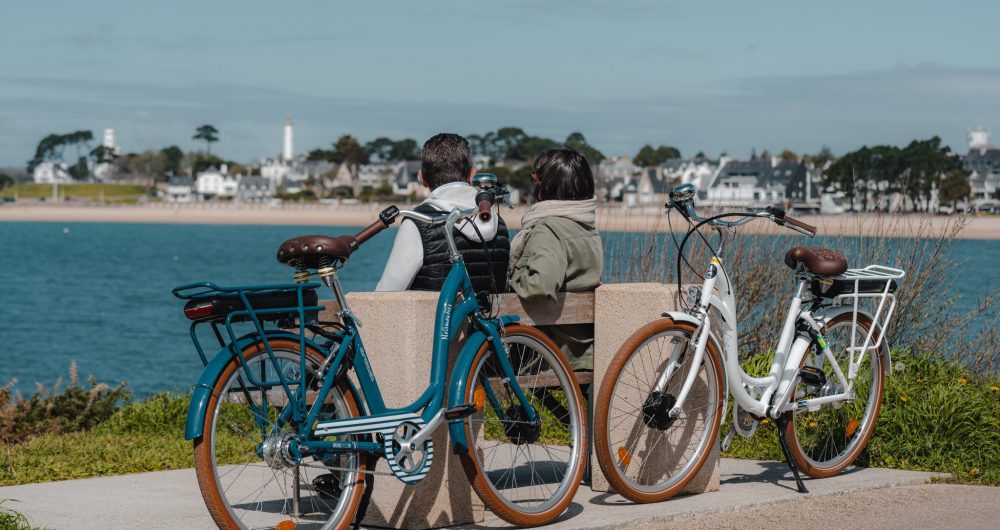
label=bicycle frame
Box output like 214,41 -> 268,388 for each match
662,229 -> 894,420
181,209 -> 538,481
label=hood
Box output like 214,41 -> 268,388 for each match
421,182 -> 499,242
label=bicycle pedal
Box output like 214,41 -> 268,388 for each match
444,403 -> 478,420
798,366 -> 826,387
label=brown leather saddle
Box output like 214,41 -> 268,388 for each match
783,246 -> 848,277
276,235 -> 359,269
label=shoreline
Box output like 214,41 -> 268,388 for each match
1,203 -> 998,239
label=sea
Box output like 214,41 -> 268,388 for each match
1,221 -> 997,397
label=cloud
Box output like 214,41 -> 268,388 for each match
1,64 -> 996,165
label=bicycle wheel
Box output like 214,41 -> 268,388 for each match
593,318 -> 724,503
458,324 -> 587,527
194,338 -> 367,530
783,313 -> 886,478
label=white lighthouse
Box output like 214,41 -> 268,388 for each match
282,118 -> 294,162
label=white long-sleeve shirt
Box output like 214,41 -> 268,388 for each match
375,182 -> 499,291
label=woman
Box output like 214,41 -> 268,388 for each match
509,148 -> 602,371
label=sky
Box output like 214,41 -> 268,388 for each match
1,0 -> 998,167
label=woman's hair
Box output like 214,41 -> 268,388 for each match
533,148 -> 595,201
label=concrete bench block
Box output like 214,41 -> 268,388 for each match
343,291 -> 484,529
592,283 -> 720,495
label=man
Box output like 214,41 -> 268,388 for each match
376,133 -> 510,292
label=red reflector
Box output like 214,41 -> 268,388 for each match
184,303 -> 215,320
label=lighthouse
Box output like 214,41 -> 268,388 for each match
282,118 -> 294,162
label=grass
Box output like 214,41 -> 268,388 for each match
721,349 -> 1000,486
0,500 -> 42,530
0,183 -> 150,200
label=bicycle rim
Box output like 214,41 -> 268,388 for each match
461,325 -> 586,525
787,316 -> 885,476
595,320 -> 722,501
195,341 -> 364,530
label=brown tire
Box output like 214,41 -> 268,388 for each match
194,338 -> 367,530
593,318 -> 724,503
782,313 -> 887,478
457,324 -> 588,527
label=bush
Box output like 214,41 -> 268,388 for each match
0,363 -> 129,445
722,350 -> 1000,485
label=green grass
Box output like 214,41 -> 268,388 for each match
0,183 -> 150,200
3,351 -> 997,488
722,350 -> 1000,486
0,500 -> 42,530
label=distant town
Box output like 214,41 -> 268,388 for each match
3,119 -> 999,215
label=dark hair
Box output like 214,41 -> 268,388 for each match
533,148 -> 595,201
421,133 -> 473,189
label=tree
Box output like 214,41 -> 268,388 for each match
193,125 -> 219,156
126,150 -> 168,178
26,130 -> 93,176
938,170 -> 971,209
331,135 -> 370,165
634,144 -> 681,167
780,149 -> 798,161
365,137 -> 395,162
564,132 -> 605,168
161,146 -> 184,175
390,138 -> 420,160
0,173 -> 12,189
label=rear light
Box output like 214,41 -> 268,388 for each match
184,302 -> 215,320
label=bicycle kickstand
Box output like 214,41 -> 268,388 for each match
774,415 -> 809,494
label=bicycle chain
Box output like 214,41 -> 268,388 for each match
297,459 -> 396,477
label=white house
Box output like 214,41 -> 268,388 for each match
32,161 -> 73,184
166,176 -> 194,203
235,176 -> 275,203
964,128 -> 1000,207
196,165 -> 240,198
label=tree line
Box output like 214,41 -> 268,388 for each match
822,136 -> 973,211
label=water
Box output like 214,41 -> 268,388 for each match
1,221 -> 997,397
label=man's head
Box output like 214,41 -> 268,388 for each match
419,133 -> 474,189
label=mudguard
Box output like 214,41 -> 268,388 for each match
184,330 -> 333,440
446,315 -> 519,453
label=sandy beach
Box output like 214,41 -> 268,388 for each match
1,202 -> 998,239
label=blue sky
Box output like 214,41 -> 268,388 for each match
1,1 -> 998,167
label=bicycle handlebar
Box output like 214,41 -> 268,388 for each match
668,184 -> 816,238
475,190 -> 495,222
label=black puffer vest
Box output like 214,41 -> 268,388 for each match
409,203 -> 510,292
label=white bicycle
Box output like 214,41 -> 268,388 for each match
594,183 -> 905,502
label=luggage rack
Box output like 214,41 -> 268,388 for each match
828,265 -> 906,377
172,281 -> 325,368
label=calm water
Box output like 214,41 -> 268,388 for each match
1,221 -> 997,397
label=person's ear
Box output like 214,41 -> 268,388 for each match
467,167 -> 476,183
418,169 -> 428,188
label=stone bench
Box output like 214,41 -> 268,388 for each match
319,283 -> 719,529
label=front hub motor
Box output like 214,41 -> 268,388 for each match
642,391 -> 677,430
502,405 -> 541,445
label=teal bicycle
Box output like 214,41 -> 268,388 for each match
174,186 -> 587,529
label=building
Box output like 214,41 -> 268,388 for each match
195,165 -> 240,199
165,176 -> 194,203
235,176 -> 275,203
259,118 -> 308,186
32,161 -> 73,184
598,156 -> 643,201
963,128 -> 1000,207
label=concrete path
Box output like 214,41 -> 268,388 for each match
0,459 -> 959,529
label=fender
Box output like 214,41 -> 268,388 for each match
185,330 -> 332,440
812,305 -> 892,373
661,311 -> 725,361
446,315 -> 519,453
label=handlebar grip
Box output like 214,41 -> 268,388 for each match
784,215 -> 817,237
474,190 -> 494,222
353,206 -> 400,246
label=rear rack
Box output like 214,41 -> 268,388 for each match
173,281 -> 326,367
829,265 -> 906,377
